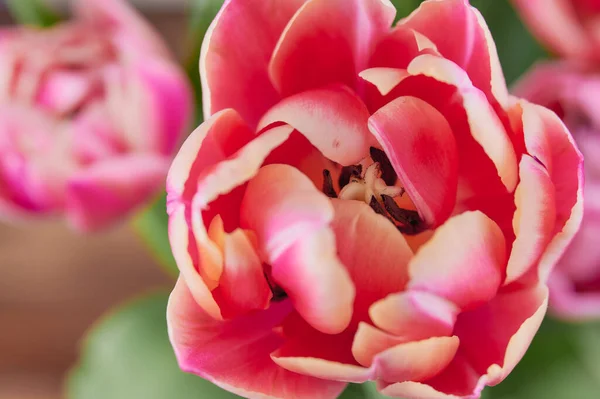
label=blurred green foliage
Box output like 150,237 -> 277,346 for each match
6,0 -> 60,27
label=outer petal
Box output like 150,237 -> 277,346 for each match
401,0 -> 508,107
369,291 -> 458,340
369,26 -> 440,70
453,284 -> 549,385
240,164 -> 354,334
200,0 -> 306,127
368,96 -> 458,227
511,0 -> 593,60
66,153 -> 168,231
505,156 -> 556,285
515,100 -> 584,282
258,85 -> 372,166
269,0 -> 396,96
408,211 -> 506,311
167,278 -> 346,399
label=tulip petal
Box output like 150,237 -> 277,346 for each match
516,100 -> 584,282
200,0 -> 306,127
401,0 -> 508,107
453,284 -> 548,384
74,0 -> 171,58
269,0 -> 395,96
167,278 -> 346,399
369,291 -> 459,340
66,153 -> 168,231
330,199 -> 414,318
408,211 -> 506,310
368,96 -> 458,227
272,314 -> 372,383
241,164 -> 354,334
373,336 -> 460,383
369,26 -> 440,70
258,85 -> 372,166
505,155 -> 556,285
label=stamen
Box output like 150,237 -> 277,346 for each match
381,194 -> 424,235
369,196 -> 393,223
322,169 -> 338,198
264,271 -> 288,302
369,147 -> 397,186
338,164 -> 363,189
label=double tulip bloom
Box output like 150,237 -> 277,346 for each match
167,0 -> 582,398
513,0 -> 600,319
0,0 -> 191,231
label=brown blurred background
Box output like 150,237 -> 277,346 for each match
0,2 -> 187,398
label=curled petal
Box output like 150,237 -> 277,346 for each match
241,164 -> 354,334
200,0 -> 306,127
505,155 -> 556,285
369,96 -> 458,227
369,291 -> 459,340
167,278 -> 346,399
269,0 -> 396,96
258,85 -> 372,165
515,100 -> 584,282
401,0 -> 508,107
408,211 -> 506,310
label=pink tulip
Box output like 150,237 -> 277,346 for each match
0,0 -> 192,231
512,0 -> 600,61
166,1 -> 583,398
515,62 -> 600,320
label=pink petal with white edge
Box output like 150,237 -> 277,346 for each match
373,336 -> 460,383
215,228 -> 272,316
65,153 -> 168,232
241,164 -> 354,334
453,284 -> 548,384
272,314 -> 373,383
167,278 -> 346,399
166,109 -> 256,206
408,211 -> 506,311
369,291 -> 459,340
369,26 -> 440,70
352,323 -> 408,367
359,68 -> 410,96
200,0 -> 306,127
515,100 -> 584,282
269,0 -> 395,96
511,0 -> 592,60
330,199 -> 414,318
401,0 -> 508,107
368,96 -> 458,227
258,85 -> 372,166
505,155 -> 556,285
406,54 -> 518,192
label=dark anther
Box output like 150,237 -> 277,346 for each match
381,194 -> 424,235
369,147 -> 397,186
322,169 -> 338,198
338,164 -> 363,189
264,271 -> 288,302
369,196 -> 393,223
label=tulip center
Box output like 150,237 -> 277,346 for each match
322,147 -> 424,235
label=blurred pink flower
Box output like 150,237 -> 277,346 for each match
515,62 -> 600,320
512,0 -> 600,61
166,0 -> 583,398
0,0 -> 192,231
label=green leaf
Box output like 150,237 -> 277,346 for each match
132,193 -> 178,278
67,292 -> 241,399
340,382 -> 397,398
483,317 -> 600,399
6,0 -> 60,27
